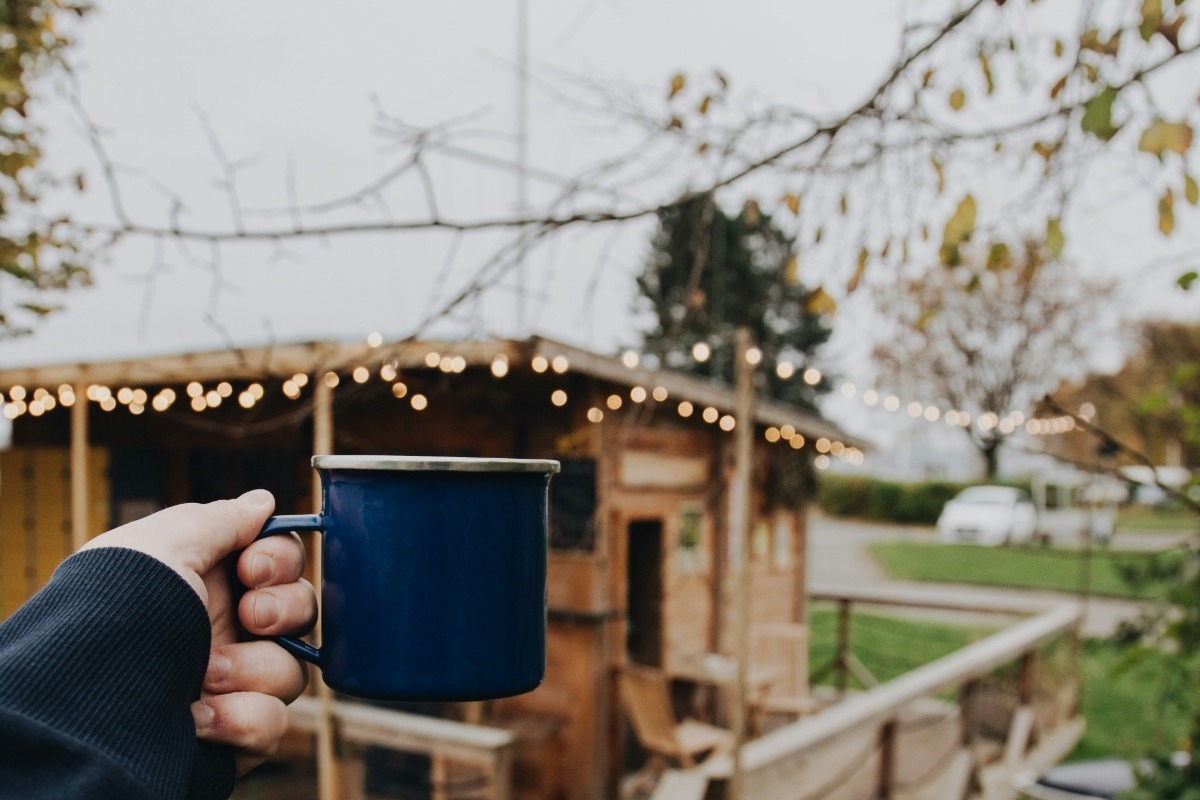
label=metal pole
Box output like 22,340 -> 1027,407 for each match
514,0 -> 529,335
313,378 -> 339,800
730,328 -> 756,800
70,385 -> 89,551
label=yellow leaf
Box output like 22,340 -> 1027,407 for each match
1054,39 -> 1065,58
667,115 -> 684,131
986,242 -> 1012,271
949,88 -> 966,110
978,53 -> 995,95
931,155 -> 945,193
941,195 -> 977,259
698,95 -> 712,115
1138,118 -> 1194,159
839,195 -> 848,215
1186,175 -> 1198,206
1046,218 -> 1065,257
743,199 -> 760,226
803,286 -> 837,316
784,255 -> 799,285
1159,188 -> 1176,235
939,196 -> 977,267
1050,74 -> 1068,101
1140,0 -> 1163,41
1033,141 -> 1058,161
783,193 -> 801,215
922,69 -> 934,88
847,247 -> 869,294
669,73 -> 686,99
696,142 -> 709,155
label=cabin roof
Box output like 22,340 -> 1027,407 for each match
0,335 -> 865,447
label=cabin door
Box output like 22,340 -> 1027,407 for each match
626,519 -> 664,667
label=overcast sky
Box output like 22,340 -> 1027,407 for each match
0,0 -> 1196,460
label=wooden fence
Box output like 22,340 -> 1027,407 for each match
289,697 -> 516,800
693,588 -> 1084,800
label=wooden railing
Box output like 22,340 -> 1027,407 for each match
696,588 -> 1084,800
289,696 -> 516,800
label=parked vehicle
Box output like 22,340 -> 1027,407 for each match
936,485 -> 1038,546
1031,469 -> 1122,546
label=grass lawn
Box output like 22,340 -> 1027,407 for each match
809,604 -> 1191,762
867,541 -> 1176,600
1116,505 -> 1199,534
808,603 -> 993,685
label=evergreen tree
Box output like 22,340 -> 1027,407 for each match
636,193 -> 830,412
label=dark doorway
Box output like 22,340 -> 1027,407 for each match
626,520 -> 664,667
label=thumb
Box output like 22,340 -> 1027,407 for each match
173,490 -> 278,576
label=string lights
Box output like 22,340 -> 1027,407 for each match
0,340 -> 1091,475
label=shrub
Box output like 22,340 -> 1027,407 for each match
817,476 -> 977,525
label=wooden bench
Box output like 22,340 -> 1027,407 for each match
288,696 -> 516,800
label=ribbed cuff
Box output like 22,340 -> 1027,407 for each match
0,547 -> 217,799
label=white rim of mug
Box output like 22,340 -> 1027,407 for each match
311,455 -> 561,474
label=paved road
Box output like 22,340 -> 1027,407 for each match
806,511 -> 1169,638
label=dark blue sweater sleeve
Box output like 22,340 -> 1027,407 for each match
0,547 -> 236,799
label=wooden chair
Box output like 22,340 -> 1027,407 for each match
618,664 -> 733,769
750,623 -> 820,722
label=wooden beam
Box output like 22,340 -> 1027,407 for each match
728,329 -> 755,800
312,379 -> 338,800
69,385 -> 88,551
289,696 -> 515,771
808,585 -> 1057,617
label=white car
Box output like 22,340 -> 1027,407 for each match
937,485 -> 1038,546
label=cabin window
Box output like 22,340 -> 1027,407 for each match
678,504 -> 705,574
550,459 -> 598,552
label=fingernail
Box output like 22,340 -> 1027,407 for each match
254,592 -> 281,628
192,701 -> 215,734
239,488 -> 274,508
206,653 -> 232,686
251,554 -> 275,586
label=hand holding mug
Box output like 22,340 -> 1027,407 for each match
81,490 -> 316,774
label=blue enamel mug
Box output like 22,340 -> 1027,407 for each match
257,455 -> 559,701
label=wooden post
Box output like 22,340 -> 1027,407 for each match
729,328 -> 756,800
1018,650 -> 1037,706
959,679 -> 979,748
312,378 -> 340,800
877,719 -> 898,800
835,598 -> 852,695
69,384 -> 89,551
792,509 -> 807,625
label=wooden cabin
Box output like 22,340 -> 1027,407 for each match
0,336 -> 864,800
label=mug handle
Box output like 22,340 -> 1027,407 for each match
256,514 -> 326,666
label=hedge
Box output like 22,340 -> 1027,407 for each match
816,475 -> 1030,526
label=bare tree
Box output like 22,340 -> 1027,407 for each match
30,0 -> 1195,343
872,242 -> 1115,477
1,0 -> 1196,358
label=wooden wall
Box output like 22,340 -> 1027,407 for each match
0,447 -> 110,618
